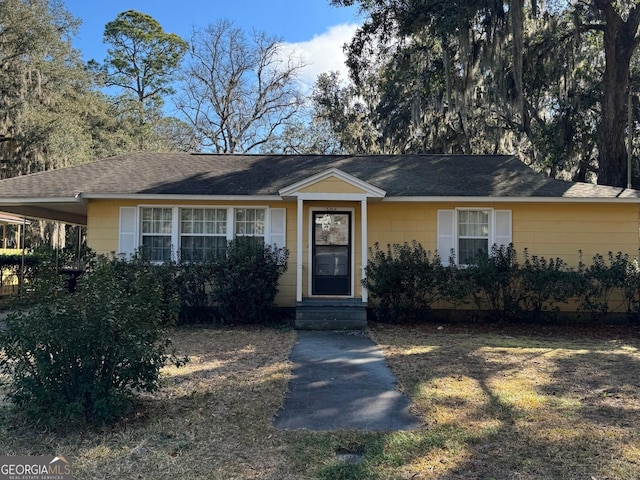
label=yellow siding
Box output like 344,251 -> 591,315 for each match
87,199 -> 298,306
511,203 -> 639,265
86,198 -> 640,309
368,201 -> 640,267
298,177 -> 367,194
368,203 -> 438,250
87,201 -> 121,254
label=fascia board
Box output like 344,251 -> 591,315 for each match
382,196 -> 640,203
81,193 -> 282,201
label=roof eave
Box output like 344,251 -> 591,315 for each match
383,195 -> 640,203
82,193 -> 283,201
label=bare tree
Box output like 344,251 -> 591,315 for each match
175,20 -> 306,153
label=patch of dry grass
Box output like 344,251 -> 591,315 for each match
0,326 -> 299,479
1,322 -> 639,479
370,323 -> 640,479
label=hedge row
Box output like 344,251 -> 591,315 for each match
140,238 -> 290,325
363,242 -> 640,323
4,240 -> 289,325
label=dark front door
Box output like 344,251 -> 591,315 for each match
312,212 -> 351,295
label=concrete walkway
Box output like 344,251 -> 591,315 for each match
274,331 -> 422,431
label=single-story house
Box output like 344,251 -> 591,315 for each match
0,153 -> 638,327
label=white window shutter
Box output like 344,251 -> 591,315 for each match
269,208 -> 286,250
119,207 -> 137,258
437,209 -> 455,266
494,210 -> 512,247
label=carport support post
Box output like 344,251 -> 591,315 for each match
19,216 -> 26,299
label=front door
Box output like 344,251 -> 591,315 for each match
312,211 -> 351,295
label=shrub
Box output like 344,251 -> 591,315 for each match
578,251 -> 629,320
112,251 -> 181,325
0,254 -> 186,426
466,244 -> 519,321
517,250 -> 581,321
210,238 -> 288,324
174,260 -> 217,323
363,241 -> 447,322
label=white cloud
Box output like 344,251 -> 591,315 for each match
282,23 -> 360,92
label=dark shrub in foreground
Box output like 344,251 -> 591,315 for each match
363,242 -> 448,322
211,238 -> 289,324
0,255 -> 186,426
363,242 -> 640,323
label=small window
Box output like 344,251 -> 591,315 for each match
457,210 -> 490,265
141,207 -> 173,262
235,208 -> 265,244
180,208 -> 228,261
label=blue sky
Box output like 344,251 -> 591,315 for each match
64,0 -> 362,88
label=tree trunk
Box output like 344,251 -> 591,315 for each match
594,0 -> 640,187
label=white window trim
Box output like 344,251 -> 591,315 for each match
136,205 -> 272,261
234,207 -> 267,240
437,208 -> 512,267
455,208 -> 492,266
139,206 -> 175,262
179,207 -> 229,261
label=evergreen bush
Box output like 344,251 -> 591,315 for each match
210,238 -> 288,324
518,250 -> 581,321
0,254 -> 186,426
363,241 -> 447,322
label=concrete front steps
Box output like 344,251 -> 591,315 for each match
295,299 -> 367,330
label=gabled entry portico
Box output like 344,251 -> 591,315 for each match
279,168 -> 386,329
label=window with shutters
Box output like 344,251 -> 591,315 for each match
437,208 -> 512,266
134,206 -> 282,263
234,208 -> 265,246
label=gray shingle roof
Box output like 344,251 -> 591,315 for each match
0,152 -> 637,199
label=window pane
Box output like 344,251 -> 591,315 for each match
180,235 -> 227,262
234,208 -> 266,238
142,208 -> 172,234
458,238 -> 488,265
142,235 -> 172,262
458,210 -> 489,237
315,246 -> 348,276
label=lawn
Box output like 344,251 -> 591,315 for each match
1,322 -> 639,479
